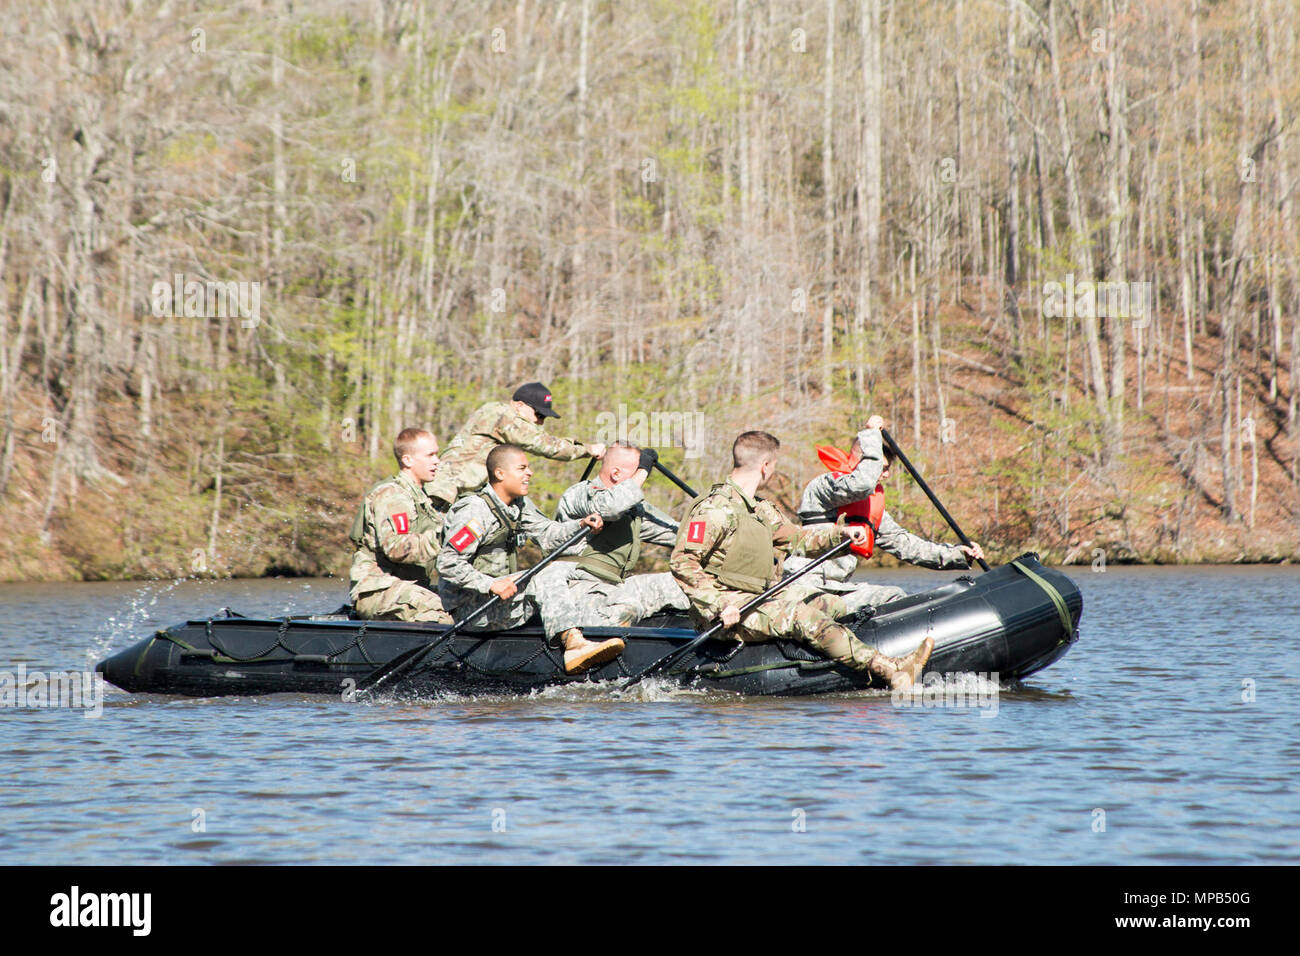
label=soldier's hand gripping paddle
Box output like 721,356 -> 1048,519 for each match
357,525 -> 594,694
880,428 -> 990,573
621,537 -> 856,689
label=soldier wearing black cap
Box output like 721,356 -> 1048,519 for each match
424,382 -> 606,506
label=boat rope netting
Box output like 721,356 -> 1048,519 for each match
150,617 -> 379,666
152,617 -> 613,684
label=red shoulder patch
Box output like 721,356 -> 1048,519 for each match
448,525 -> 478,553
391,512 -> 410,534
687,521 -> 706,544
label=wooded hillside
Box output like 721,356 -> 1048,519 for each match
1,0 -> 1297,581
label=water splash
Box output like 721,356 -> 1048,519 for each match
85,578 -> 188,670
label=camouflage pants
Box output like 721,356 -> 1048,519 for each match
783,554 -> 906,615
352,580 -> 452,624
566,568 -> 690,627
694,583 -> 879,671
440,563 -> 581,640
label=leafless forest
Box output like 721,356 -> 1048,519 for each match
1,0 -> 1297,580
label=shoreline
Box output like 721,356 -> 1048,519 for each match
2,549 -> 1295,586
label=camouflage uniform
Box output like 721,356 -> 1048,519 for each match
349,472 -> 452,623
554,477 -> 691,626
669,478 -> 879,669
424,401 -> 592,505
435,487 -> 586,640
788,427 -> 970,613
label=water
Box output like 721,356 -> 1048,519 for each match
1,566 -> 1297,864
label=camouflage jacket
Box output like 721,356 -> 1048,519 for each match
670,478 -> 842,619
796,427 -> 968,572
555,478 -> 678,545
349,472 -> 446,598
435,487 -> 586,598
424,401 -> 591,504
871,513 -> 969,569
555,477 -> 679,583
797,427 -> 886,523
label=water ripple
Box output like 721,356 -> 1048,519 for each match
2,567 -> 1298,864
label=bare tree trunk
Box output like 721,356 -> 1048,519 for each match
1047,0 -> 1106,429
1102,0 -> 1130,445
822,0 -> 836,396
1219,103 -> 1259,522
207,434 -> 224,569
860,0 -> 882,280
0,273 -> 35,496
1004,0 -> 1022,360
911,255 -> 921,446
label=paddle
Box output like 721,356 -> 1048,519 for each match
880,428 -> 990,572
587,447 -> 698,498
621,537 -> 856,689
651,459 -> 698,498
357,524 -> 594,693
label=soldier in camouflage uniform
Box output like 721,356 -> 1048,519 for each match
670,431 -> 933,691
349,428 -> 453,623
789,416 -> 985,613
554,442 -> 690,627
424,382 -> 607,506
436,443 -> 625,674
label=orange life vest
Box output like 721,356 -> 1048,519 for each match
816,444 -> 885,559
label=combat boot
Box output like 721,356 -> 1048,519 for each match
867,637 -> 934,692
560,628 -> 625,675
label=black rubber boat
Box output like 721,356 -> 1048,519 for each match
97,553 -> 1080,698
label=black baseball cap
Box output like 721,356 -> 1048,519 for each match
512,382 -> 560,419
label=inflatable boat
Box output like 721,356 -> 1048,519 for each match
96,553 -> 1080,697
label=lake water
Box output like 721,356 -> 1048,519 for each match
1,565 -> 1297,865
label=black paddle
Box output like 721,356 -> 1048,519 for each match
880,428 -> 990,572
652,459 -> 698,498
585,446 -> 698,498
621,537 -> 856,689
587,447 -> 698,498
357,524 -> 594,693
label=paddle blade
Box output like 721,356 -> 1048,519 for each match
357,639 -> 436,692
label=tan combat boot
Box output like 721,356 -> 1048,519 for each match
560,628 -> 625,675
867,637 -> 934,692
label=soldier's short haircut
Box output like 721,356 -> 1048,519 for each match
393,427 -> 435,465
732,431 -> 780,468
486,443 -> 527,483
606,440 -> 641,466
